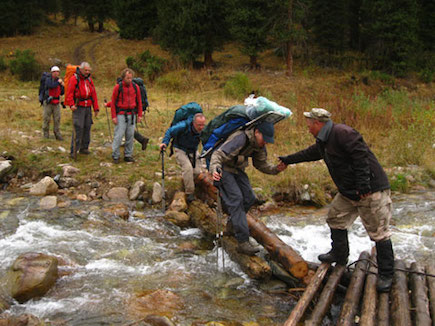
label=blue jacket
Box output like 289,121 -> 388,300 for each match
162,117 -> 201,153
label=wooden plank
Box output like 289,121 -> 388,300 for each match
305,264 -> 346,326
360,251 -> 377,326
409,262 -> 431,326
337,251 -> 370,326
391,260 -> 411,326
377,292 -> 390,326
284,263 -> 330,326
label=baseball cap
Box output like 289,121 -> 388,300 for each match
51,66 -> 60,72
303,108 -> 331,122
256,121 -> 274,144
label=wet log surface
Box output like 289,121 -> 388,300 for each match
391,260 -> 412,326
409,262 -> 431,326
377,292 -> 390,326
284,263 -> 330,326
337,251 -> 370,326
360,252 -> 377,326
427,264 -> 435,326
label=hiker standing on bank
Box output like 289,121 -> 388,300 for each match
279,108 -> 395,292
110,68 -> 143,163
159,113 -> 206,203
42,66 -> 64,140
210,122 -> 287,256
65,62 -> 99,158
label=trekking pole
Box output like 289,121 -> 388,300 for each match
161,149 -> 165,214
72,98 -> 78,161
214,167 -> 225,272
104,99 -> 113,143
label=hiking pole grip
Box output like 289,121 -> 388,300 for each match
213,167 -> 222,188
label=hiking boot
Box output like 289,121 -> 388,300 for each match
141,137 -> 149,151
186,194 -> 195,203
55,135 -> 64,141
318,228 -> 349,265
224,221 -> 234,236
113,158 -> 120,164
124,157 -> 135,163
134,131 -> 149,150
376,239 -> 395,292
237,241 -> 260,256
376,275 -> 393,293
43,132 -> 49,139
80,149 -> 90,154
69,153 -> 76,159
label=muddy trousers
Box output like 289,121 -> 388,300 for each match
174,148 -> 201,195
70,106 -> 92,154
219,169 -> 256,243
43,102 -> 61,138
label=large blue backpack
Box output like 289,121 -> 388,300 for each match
170,102 -> 203,126
38,72 -> 51,105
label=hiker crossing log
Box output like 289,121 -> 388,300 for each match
194,172 -> 309,280
360,252 -> 378,326
410,262 -> 431,326
337,251 -> 370,326
391,260 -> 412,326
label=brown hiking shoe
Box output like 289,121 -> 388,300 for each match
237,241 -> 260,256
141,137 -> 149,151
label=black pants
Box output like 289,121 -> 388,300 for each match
219,169 -> 256,243
70,106 -> 92,154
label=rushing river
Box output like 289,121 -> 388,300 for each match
0,190 -> 433,325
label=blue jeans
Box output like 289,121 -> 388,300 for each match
112,114 -> 135,159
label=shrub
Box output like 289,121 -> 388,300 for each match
156,70 -> 191,92
390,174 -> 409,192
0,56 -> 7,72
224,73 -> 252,100
126,50 -> 166,82
9,50 -> 40,81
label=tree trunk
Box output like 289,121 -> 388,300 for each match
249,55 -> 258,70
409,262 -> 431,326
98,21 -> 104,33
391,260 -> 412,326
88,21 -> 94,33
360,252 -> 378,326
285,0 -> 293,76
204,51 -> 213,68
337,251 -> 370,326
284,263 -> 330,326
377,293 -> 390,326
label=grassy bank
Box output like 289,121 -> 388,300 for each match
0,19 -> 434,205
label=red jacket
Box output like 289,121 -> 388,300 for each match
110,81 -> 143,119
46,77 -> 64,105
65,73 -> 99,111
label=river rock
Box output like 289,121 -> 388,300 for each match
39,196 -> 57,209
29,176 -> 58,196
58,177 -> 79,189
0,160 -> 13,181
141,315 -> 175,326
168,191 -> 187,212
128,289 -> 183,318
129,181 -> 145,201
0,314 -> 45,326
152,182 -> 163,203
104,203 -> 129,220
62,165 -> 80,177
164,210 -> 190,227
106,187 -> 129,201
76,194 -> 88,201
5,252 -> 58,303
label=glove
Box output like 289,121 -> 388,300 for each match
278,155 -> 292,165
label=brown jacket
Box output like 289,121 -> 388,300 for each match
210,129 -> 279,175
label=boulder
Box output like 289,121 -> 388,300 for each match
128,289 -> 183,318
0,160 -> 13,181
62,165 -> 80,177
104,203 -> 130,220
152,182 -> 163,203
5,252 -> 58,303
58,177 -> 79,189
129,181 -> 145,201
0,314 -> 44,326
164,210 -> 190,227
168,191 -> 187,212
39,196 -> 57,210
106,187 -> 129,201
29,177 -> 58,196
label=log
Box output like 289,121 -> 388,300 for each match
337,251 -> 370,326
283,263 -> 330,326
391,260 -> 411,326
188,201 -> 271,280
377,293 -> 390,326
305,264 -> 346,326
426,264 -> 435,326
409,262 -> 431,326
194,173 -> 309,280
360,251 -> 377,326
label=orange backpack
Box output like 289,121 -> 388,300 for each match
64,64 -> 79,92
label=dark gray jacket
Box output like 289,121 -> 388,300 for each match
280,121 -> 390,201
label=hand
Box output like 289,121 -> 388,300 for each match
137,116 -> 142,124
112,117 -> 118,125
70,105 -> 77,112
58,78 -> 64,86
212,170 -> 222,182
277,162 -> 287,172
104,102 -> 110,108
159,143 -> 167,151
94,110 -> 99,118
278,155 -> 290,165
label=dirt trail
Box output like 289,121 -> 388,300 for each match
72,32 -> 115,68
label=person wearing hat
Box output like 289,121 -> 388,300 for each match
279,108 -> 395,292
210,121 -> 287,256
42,66 -> 64,140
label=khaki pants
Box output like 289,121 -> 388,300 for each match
174,148 -> 201,195
43,102 -> 61,137
326,190 -> 392,242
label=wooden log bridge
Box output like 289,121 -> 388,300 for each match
284,252 -> 435,326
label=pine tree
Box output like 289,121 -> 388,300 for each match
0,0 -> 45,36
114,0 -> 158,39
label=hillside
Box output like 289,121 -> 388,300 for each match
0,19 -> 434,205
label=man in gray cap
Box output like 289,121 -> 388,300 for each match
279,108 -> 395,292
211,121 -> 287,255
